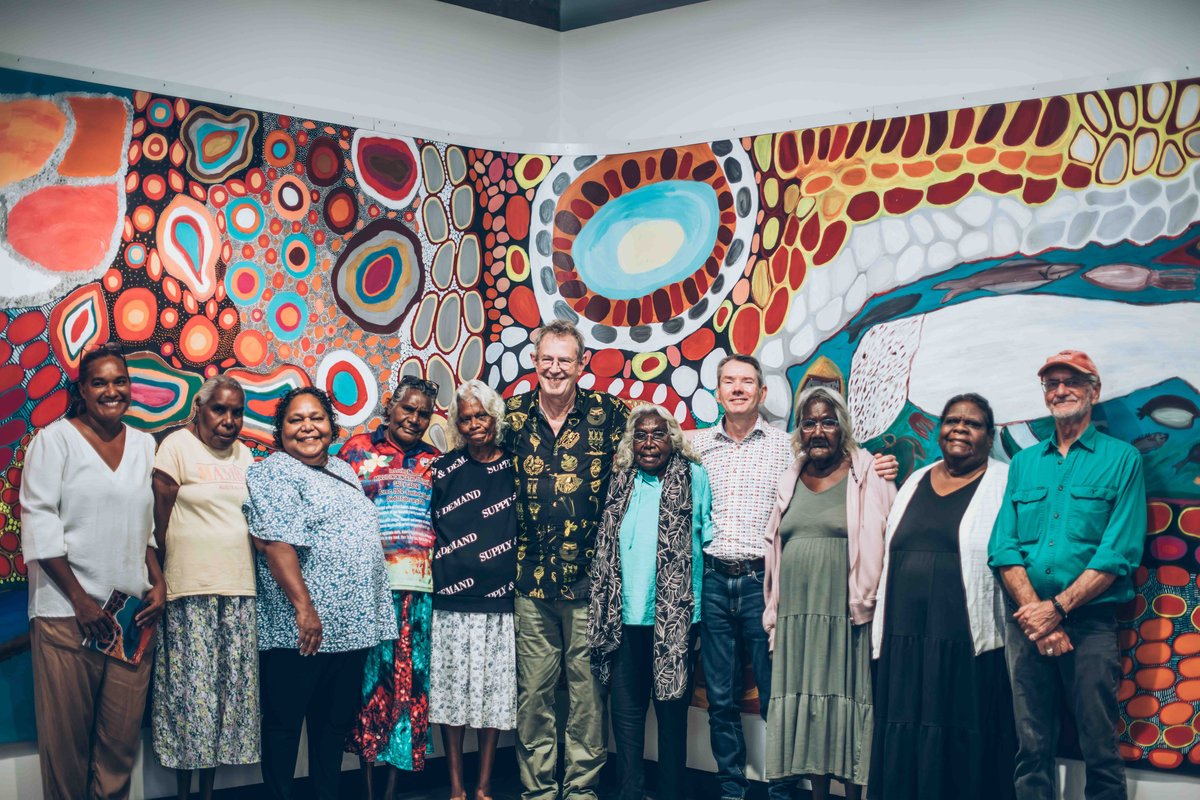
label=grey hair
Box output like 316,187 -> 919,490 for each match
533,320 -> 585,361
716,353 -> 764,387
446,380 -> 507,451
194,375 -> 245,409
790,385 -> 858,459
614,403 -> 700,470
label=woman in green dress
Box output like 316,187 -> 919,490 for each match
761,387 -> 896,800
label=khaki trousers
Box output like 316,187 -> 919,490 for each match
30,617 -> 153,800
515,596 -> 607,800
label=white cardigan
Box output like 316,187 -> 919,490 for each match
871,458 -> 1008,659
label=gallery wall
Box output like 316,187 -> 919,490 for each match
2,1 -> 1200,797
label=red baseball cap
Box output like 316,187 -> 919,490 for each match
1037,350 -> 1099,379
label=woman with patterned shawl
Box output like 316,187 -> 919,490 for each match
587,404 -> 714,800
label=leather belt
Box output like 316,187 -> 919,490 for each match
703,554 -> 765,577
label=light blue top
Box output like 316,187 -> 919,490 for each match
618,461 -> 714,625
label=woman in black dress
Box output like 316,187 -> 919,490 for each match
868,393 -> 1016,799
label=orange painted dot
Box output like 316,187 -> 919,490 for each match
132,205 -> 156,231
871,163 -> 900,179
935,153 -> 963,171
143,174 -> 166,201
162,277 -> 181,303
160,307 -> 179,328
265,249 -> 277,264
966,147 -> 995,164
1149,749 -> 1184,769
1180,680 -> 1200,702
901,161 -> 934,178
998,151 -> 1027,169
102,269 -> 122,292
1126,694 -> 1160,719
180,315 -> 218,362
1027,154 -> 1063,175
804,175 -> 833,194
1174,632 -> 1200,656
840,167 -> 867,186
1158,565 -> 1191,586
233,329 -> 267,366
1136,642 -> 1172,665
1158,701 -> 1194,726
218,308 -> 238,330
1136,667 -> 1176,691
1140,617 -> 1174,641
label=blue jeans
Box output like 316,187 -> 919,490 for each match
701,568 -> 790,800
1005,607 -> 1126,800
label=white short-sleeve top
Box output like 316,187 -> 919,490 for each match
19,418 -> 156,619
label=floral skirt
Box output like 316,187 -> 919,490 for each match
151,595 -> 260,769
346,590 -> 432,770
429,609 -> 516,730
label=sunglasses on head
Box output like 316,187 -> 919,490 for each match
397,375 -> 439,397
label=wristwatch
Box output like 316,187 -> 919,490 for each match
1051,597 -> 1069,620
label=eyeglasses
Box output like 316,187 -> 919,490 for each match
398,375 -> 439,397
1041,377 -> 1093,393
632,430 -> 669,443
536,356 -> 578,368
799,418 -> 840,432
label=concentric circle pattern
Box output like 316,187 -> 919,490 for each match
528,143 -> 757,350
316,349 -> 379,427
331,218 -> 425,333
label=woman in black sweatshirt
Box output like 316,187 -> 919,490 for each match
429,379 -> 518,800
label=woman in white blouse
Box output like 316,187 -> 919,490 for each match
20,342 -> 166,800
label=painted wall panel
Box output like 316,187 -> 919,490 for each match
2,62 -> 1200,798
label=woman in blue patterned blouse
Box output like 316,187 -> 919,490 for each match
243,386 -> 398,800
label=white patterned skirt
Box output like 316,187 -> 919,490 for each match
151,594 -> 260,769
429,609 -> 516,730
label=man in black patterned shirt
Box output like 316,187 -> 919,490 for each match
504,320 -> 628,800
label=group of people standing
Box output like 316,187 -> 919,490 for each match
20,321 -> 1145,800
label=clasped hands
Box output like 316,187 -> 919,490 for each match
1013,599 -> 1074,658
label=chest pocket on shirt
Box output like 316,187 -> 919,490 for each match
1012,486 -> 1048,544
1068,485 -> 1116,541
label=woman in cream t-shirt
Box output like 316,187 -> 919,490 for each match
150,375 -> 259,800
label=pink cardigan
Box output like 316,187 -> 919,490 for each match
763,447 -> 896,649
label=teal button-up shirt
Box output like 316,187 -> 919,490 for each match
988,424 -> 1146,607
618,461 -> 714,625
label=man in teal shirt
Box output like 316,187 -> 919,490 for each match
988,350 -> 1146,800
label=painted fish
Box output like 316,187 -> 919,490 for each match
1172,442 -> 1200,473
845,294 -> 920,342
932,258 -> 1081,303
1138,395 -> 1200,429
1082,263 -> 1200,292
1132,432 -> 1169,453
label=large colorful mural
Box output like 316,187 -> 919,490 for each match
1,65 -> 1199,773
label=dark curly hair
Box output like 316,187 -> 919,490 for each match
940,392 -> 996,436
271,386 -> 340,450
67,342 -> 128,419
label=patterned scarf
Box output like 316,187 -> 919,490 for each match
587,451 -> 694,701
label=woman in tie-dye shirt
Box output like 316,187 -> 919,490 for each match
339,375 -> 440,800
